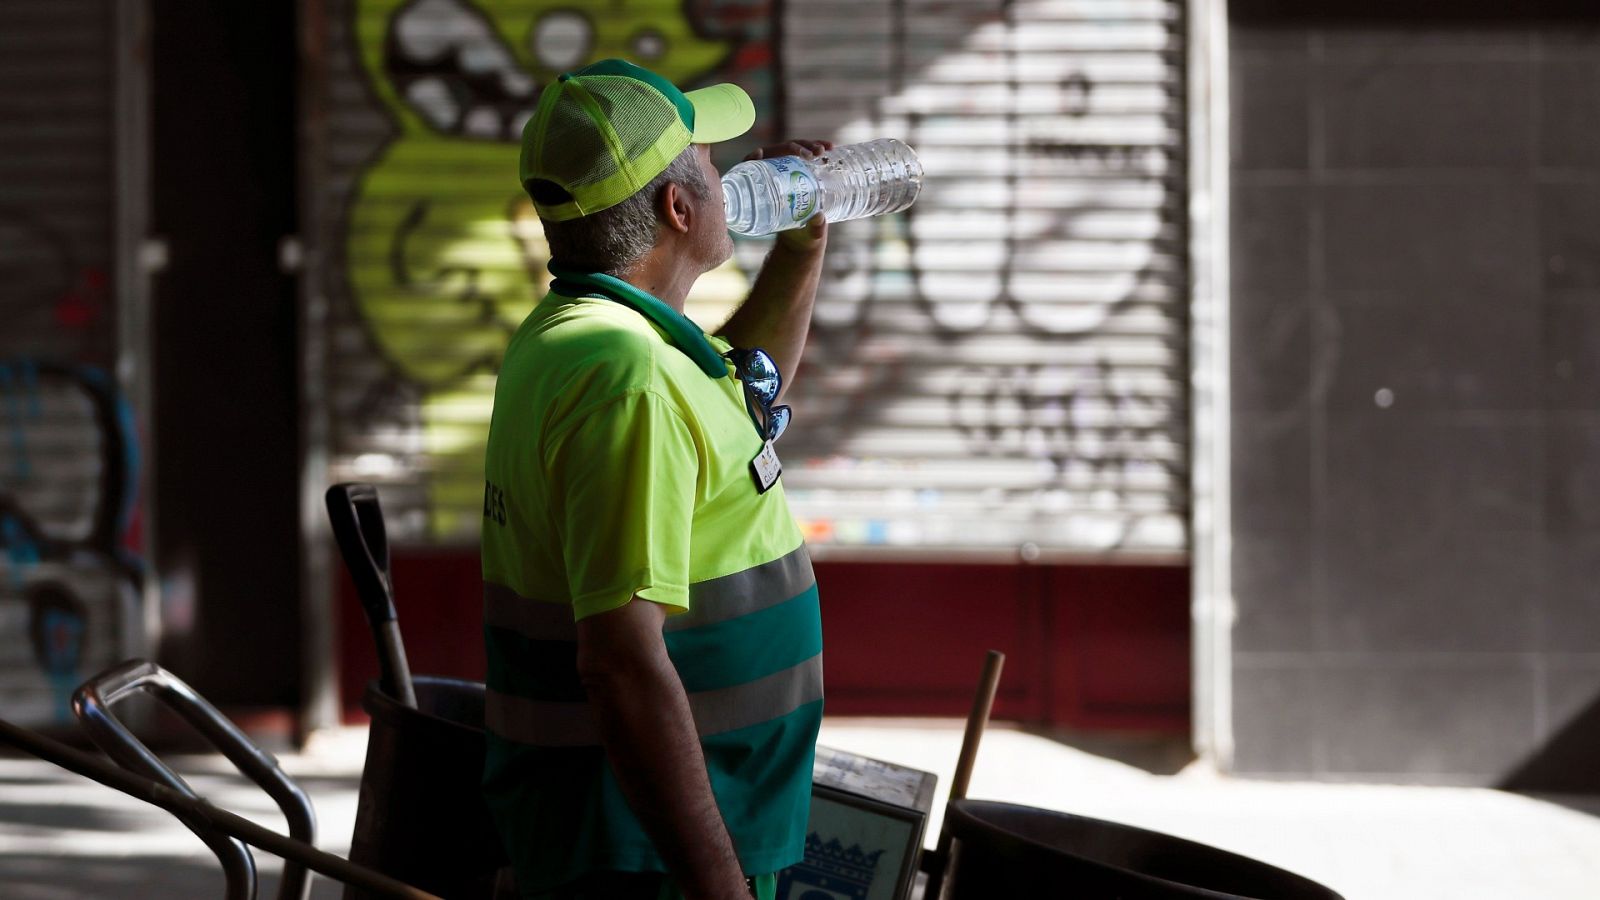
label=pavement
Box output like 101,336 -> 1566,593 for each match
1,719 -> 1598,899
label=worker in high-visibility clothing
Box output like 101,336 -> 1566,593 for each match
481,58 -> 830,900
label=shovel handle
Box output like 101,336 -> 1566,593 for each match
326,483 -> 415,707
326,483 -> 394,623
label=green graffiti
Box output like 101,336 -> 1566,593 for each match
345,0 -> 742,538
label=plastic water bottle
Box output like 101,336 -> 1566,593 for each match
722,138 -> 924,236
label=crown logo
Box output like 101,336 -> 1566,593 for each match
772,832 -> 885,900
805,834 -> 885,877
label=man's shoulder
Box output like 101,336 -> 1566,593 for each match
521,293 -> 663,357
505,294 -> 668,396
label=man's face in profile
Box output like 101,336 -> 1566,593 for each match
692,143 -> 736,270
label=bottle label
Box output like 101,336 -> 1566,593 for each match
763,157 -> 819,225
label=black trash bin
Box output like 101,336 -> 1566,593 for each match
345,675 -> 506,900
941,799 -> 1343,900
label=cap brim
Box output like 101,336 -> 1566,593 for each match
685,83 -> 755,144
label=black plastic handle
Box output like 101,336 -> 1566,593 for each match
72,660 -> 318,900
326,483 -> 394,623
325,483 -> 416,708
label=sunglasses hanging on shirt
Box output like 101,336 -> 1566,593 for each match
725,347 -> 791,443
726,346 -> 790,493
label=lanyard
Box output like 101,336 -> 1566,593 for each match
546,264 -> 729,379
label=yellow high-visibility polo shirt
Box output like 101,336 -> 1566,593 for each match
480,290 -> 822,894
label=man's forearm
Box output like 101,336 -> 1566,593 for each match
717,237 -> 826,400
583,644 -> 749,900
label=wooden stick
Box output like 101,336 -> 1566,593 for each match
949,650 -> 1005,803
921,650 -> 1005,900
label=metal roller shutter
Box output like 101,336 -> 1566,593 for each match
313,0 -> 784,541
0,0 -> 142,726
781,0 -> 1189,558
311,0 -> 1188,559
0,0 -> 116,365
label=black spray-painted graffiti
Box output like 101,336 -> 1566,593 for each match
783,1 -> 1186,550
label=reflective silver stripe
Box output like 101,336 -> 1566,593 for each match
485,653 -> 824,747
486,689 -> 599,747
485,547 -> 813,639
667,545 -> 815,632
687,652 -> 824,735
483,582 -> 577,642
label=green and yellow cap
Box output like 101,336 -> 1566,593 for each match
519,59 -> 755,223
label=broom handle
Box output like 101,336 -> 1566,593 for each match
922,650 -> 1005,900
950,650 -> 1005,803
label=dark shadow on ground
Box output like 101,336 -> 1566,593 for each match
1499,693 -> 1600,796
1510,793 -> 1600,821
156,761 -> 363,793
1019,726 -> 1196,776
0,854 -> 346,899
0,855 -> 224,900
0,750 -> 363,897
0,802 -> 153,834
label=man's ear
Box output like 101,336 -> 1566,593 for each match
659,181 -> 693,235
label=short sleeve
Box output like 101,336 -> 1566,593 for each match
544,390 -> 698,620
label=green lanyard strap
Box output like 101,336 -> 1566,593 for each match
547,264 -> 729,379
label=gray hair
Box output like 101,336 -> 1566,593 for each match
532,147 -> 710,277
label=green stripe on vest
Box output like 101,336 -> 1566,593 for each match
665,585 -> 822,693
484,626 -> 586,703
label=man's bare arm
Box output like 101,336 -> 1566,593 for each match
717,140 -> 832,400
576,598 -> 750,900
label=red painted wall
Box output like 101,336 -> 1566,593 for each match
337,548 -> 1190,733
814,561 -> 1190,732
336,548 -> 486,716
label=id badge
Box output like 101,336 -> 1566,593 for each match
749,440 -> 782,493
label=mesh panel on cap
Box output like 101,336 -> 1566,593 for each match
524,72 -> 697,220
558,75 -> 683,188
534,87 -> 621,191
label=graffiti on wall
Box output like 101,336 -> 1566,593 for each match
340,0 -> 775,538
0,0 -> 144,721
0,362 -> 143,723
0,207 -> 112,362
775,0 -> 1189,552
330,0 -> 1189,554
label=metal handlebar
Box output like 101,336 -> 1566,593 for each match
325,483 -> 416,708
0,715 -> 439,899
72,660 -> 317,900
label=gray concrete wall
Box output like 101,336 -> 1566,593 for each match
1228,5 -> 1600,785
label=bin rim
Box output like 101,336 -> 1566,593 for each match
945,798 -> 1343,900
359,676 -> 486,737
